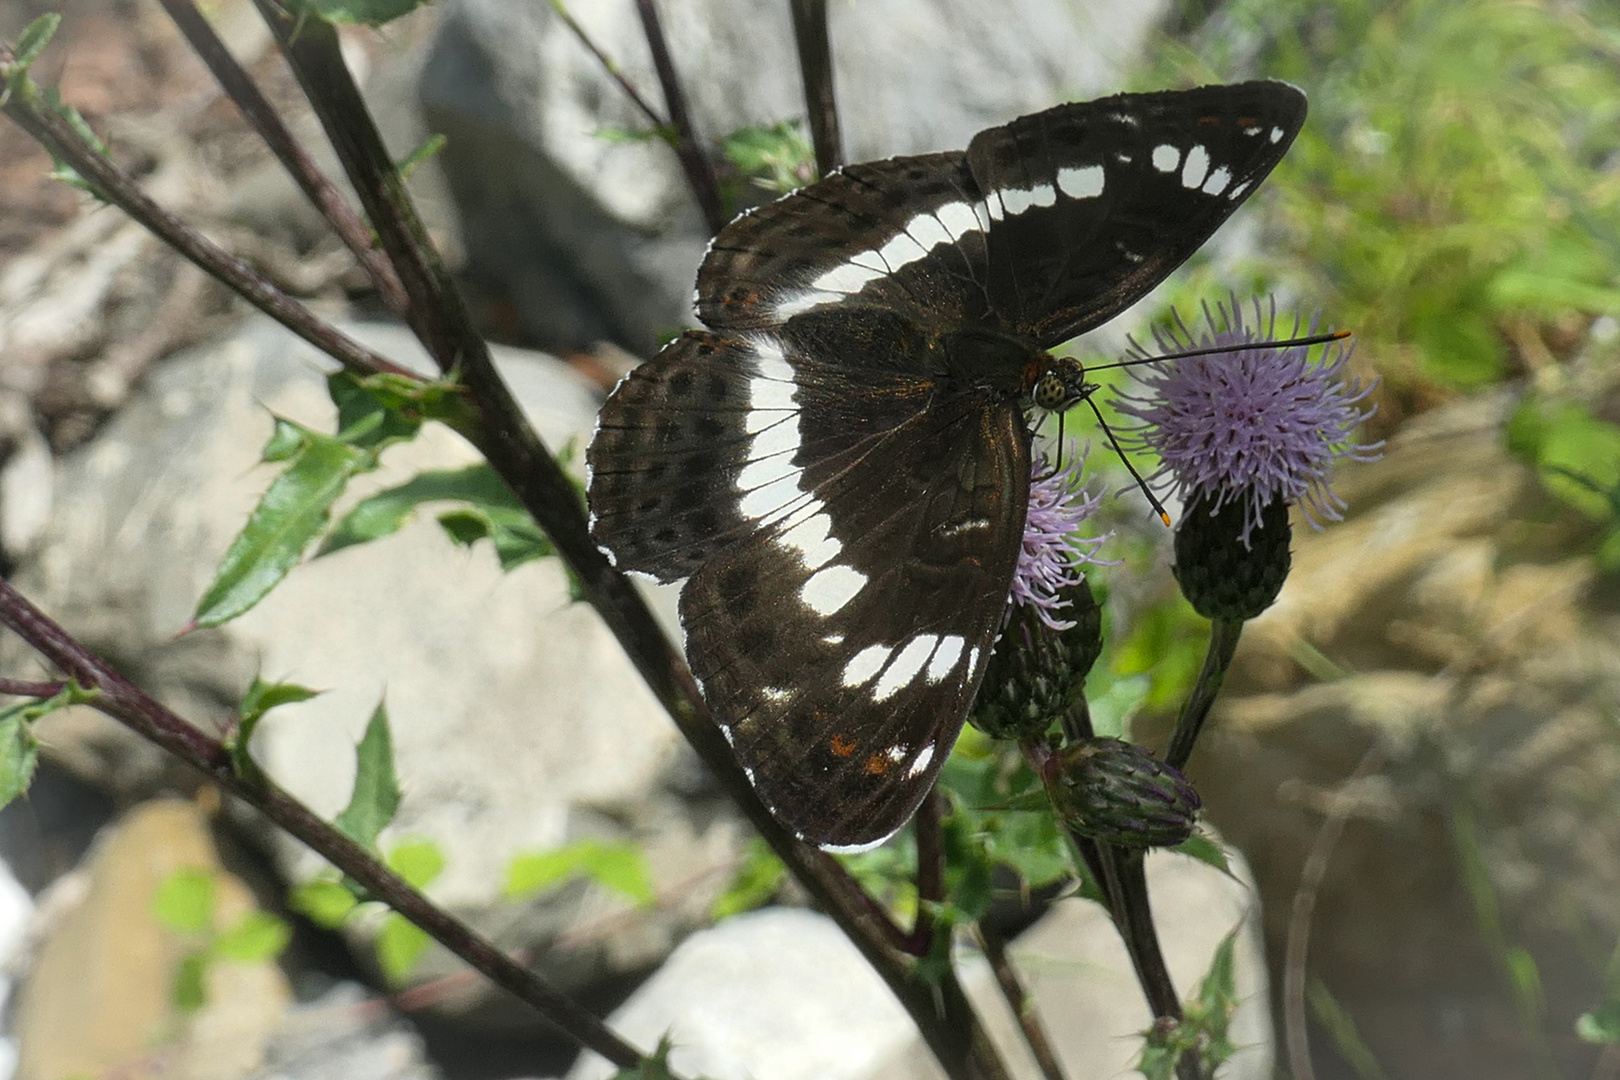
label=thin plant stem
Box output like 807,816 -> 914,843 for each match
631,0 -> 724,233
0,678 -> 66,698
0,579 -> 648,1070
1284,744 -> 1386,1080
978,922 -> 1067,1080
154,0 -> 409,317
1165,617 -> 1244,770
0,43 -> 409,379
912,786 -> 945,955
546,0 -> 669,130
788,0 -> 842,175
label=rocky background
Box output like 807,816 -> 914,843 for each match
0,2 -> 1616,1080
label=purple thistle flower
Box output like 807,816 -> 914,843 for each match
1010,447 -> 1111,630
1113,295 -> 1383,548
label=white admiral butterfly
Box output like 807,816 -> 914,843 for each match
586,81 -> 1306,848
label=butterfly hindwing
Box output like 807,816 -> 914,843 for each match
697,155 -> 994,333
679,388 -> 1029,847
967,80 -> 1307,347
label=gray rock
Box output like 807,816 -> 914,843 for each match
249,982 -> 439,1080
9,314 -> 741,1021
419,0 -> 1171,355
568,846 -> 1269,1080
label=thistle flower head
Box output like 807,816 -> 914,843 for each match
1114,295 -> 1382,547
1009,447 -> 1110,630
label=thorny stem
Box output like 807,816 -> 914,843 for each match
246,7 -> 1007,1077
1166,617 -> 1244,770
0,42 -> 409,379
631,0 -> 725,233
979,923 -> 1067,1080
154,0 -> 410,317
0,580 -> 647,1070
788,0 -> 842,175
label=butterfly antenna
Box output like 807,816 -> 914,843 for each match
1084,395 -> 1171,527
1090,328 -> 1351,374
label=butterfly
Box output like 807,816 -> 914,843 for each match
586,81 -> 1306,849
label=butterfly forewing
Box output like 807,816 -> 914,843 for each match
697,155 -> 994,333
967,80 -> 1306,347
679,387 -> 1029,847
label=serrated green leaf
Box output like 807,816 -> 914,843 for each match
334,702 -> 400,850
290,879 -> 359,928
14,14 -> 62,71
327,371 -> 461,451
240,678 -> 322,725
153,869 -> 216,934
387,839 -> 446,890
36,87 -> 110,194
375,912 -> 431,984
1173,832 -> 1232,876
397,133 -> 446,181
0,707 -> 41,809
1577,999 -> 1620,1044
211,911 -> 292,963
319,464 -> 545,565
302,0 -> 431,26
609,1035 -> 678,1079
192,431 -> 372,627
505,839 -> 655,907
172,952 -> 209,1012
261,418 -> 309,463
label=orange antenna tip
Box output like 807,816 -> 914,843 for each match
1159,511 -> 1173,527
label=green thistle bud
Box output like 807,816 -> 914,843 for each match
1044,737 -> 1201,848
1172,493 -> 1291,621
970,581 -> 1102,741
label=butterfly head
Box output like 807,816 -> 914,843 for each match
1031,355 -> 1098,414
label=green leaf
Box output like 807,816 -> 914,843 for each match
609,1035 -> 679,1079
387,839 -> 446,890
290,879 -> 359,928
1577,998 -> 1620,1044
152,869 -> 216,934
375,912 -> 431,984
261,418 -> 309,463
711,839 -> 786,919
211,911 -> 292,963
1173,832 -> 1233,876
301,0 -> 432,26
14,14 -> 61,71
719,121 -> 816,199
397,133 -> 447,181
192,428 -> 372,627
39,88 -> 111,194
334,702 -> 401,850
0,704 -> 42,809
319,464 -> 552,570
327,370 -> 460,451
232,677 -> 321,779
505,838 -> 655,907
172,952 -> 209,1012
1307,978 -> 1391,1080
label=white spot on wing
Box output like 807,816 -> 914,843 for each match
842,644 -> 890,687
1227,179 -> 1252,201
999,184 -> 1057,215
801,564 -> 867,616
739,473 -> 804,519
926,635 -> 965,683
1181,145 -> 1211,190
935,201 -> 984,241
1201,166 -> 1232,195
907,743 -> 935,779
1270,126 -> 1285,143
748,416 -> 799,460
1056,165 -> 1104,199
886,744 -> 907,763
735,455 -> 797,495
810,261 -> 884,295
775,289 -> 842,319
780,510 -> 841,571
1243,125 -> 1262,137
872,635 -> 937,702
1152,144 -> 1180,173
904,212 -> 953,252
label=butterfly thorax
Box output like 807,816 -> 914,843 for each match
936,325 -> 1043,399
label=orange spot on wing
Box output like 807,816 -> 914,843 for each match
863,754 -> 892,776
1236,116 -> 1258,127
1197,115 -> 1222,126
829,733 -> 858,758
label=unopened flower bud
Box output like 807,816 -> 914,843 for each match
1044,737 -> 1200,848
1173,492 -> 1291,621
971,581 -> 1103,741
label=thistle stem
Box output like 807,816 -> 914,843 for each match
1166,617 -> 1244,770
788,0 -> 842,175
